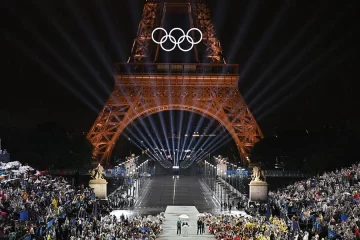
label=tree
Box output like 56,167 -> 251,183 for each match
250,135 -> 283,167
32,122 -> 68,169
250,127 -> 360,174
67,134 -> 93,169
18,122 -> 93,170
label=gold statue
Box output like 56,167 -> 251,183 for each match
89,163 -> 105,180
252,166 -> 261,181
251,166 -> 266,182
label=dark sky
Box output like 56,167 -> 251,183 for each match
1,0 -> 358,136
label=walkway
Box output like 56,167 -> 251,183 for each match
110,175 -> 221,217
158,206 -> 214,240
134,176 -> 220,213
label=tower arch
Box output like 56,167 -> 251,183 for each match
87,65 -> 263,166
109,105 -> 243,164
87,0 -> 263,166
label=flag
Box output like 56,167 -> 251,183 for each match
340,214 -> 348,222
20,211 -> 29,221
47,219 -> 54,228
292,219 -> 299,232
328,230 -> 337,238
93,201 -> 98,217
266,205 -> 271,221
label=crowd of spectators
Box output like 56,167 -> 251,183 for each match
267,163 -> 360,239
107,177 -> 135,210
0,161 -> 163,239
203,213 -> 289,240
3,158 -> 360,239
205,163 -> 360,239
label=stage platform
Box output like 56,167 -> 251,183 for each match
158,206 -> 214,240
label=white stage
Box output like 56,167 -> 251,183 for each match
158,206 -> 214,240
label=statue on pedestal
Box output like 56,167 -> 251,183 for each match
89,163 -> 108,199
251,166 -> 266,182
89,164 -> 105,180
249,166 -> 268,201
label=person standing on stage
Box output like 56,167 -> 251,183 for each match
176,218 -> 182,235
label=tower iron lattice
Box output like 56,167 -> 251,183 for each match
87,0 -> 263,166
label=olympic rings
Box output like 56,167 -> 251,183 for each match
152,27 -> 203,52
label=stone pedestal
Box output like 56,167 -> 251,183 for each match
249,181 -> 268,202
89,179 -> 108,200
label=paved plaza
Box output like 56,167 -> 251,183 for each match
134,175 -> 221,214
110,175 -> 245,216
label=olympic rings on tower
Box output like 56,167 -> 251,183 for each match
151,27 -> 203,52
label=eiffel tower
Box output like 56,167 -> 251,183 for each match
87,0 -> 263,166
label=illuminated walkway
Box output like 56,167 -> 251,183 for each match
109,175 -> 249,218
134,176 -> 220,214
158,206 -> 214,240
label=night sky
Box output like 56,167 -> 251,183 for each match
1,0 -> 358,136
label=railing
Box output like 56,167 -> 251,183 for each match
224,169 -> 306,178
114,63 -> 239,75
265,170 -> 306,178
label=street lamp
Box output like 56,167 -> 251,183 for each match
230,163 -> 234,192
204,161 -> 207,183
213,166 -> 216,196
220,170 -> 223,205
234,165 -> 238,192
210,164 -> 213,191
